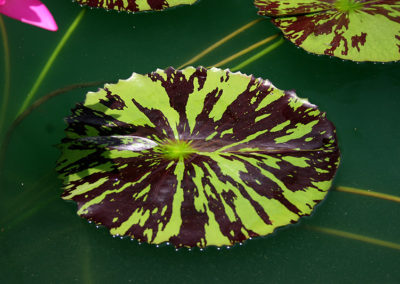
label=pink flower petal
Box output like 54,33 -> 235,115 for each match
0,0 -> 58,31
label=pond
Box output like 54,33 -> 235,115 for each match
0,0 -> 399,283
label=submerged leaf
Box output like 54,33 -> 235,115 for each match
57,67 -> 340,248
75,0 -> 199,12
255,0 -> 400,62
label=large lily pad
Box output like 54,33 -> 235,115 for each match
75,0 -> 199,12
57,67 -> 340,248
255,0 -> 400,62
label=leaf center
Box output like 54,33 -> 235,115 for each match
159,140 -> 196,160
334,0 -> 364,13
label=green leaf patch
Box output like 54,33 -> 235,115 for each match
255,0 -> 400,62
57,67 -> 340,248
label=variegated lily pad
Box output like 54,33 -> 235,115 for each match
255,0 -> 400,62
75,0 -> 199,12
57,67 -> 340,248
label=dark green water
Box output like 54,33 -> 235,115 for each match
0,0 -> 399,283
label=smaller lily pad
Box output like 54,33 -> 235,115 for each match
57,67 -> 340,248
255,0 -> 400,62
76,0 -> 199,13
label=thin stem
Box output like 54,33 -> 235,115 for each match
16,9 -> 86,117
231,37 -> 285,71
306,225 -> 400,251
0,81 -> 105,171
81,233 -> 94,284
2,189 -> 57,232
0,16 -> 11,134
336,186 -> 400,203
0,170 -> 55,225
211,33 -> 279,68
177,18 -> 264,69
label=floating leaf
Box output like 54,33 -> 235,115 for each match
255,0 -> 400,62
75,0 -> 199,12
57,67 -> 340,248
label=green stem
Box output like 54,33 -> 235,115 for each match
16,9 -> 86,117
336,186 -> 400,203
81,233 -> 94,284
0,170 -> 57,232
231,37 -> 285,71
0,16 -> 11,135
2,192 -> 57,232
0,170 -> 54,224
177,18 -> 263,69
212,33 -> 279,68
306,225 -> 400,251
